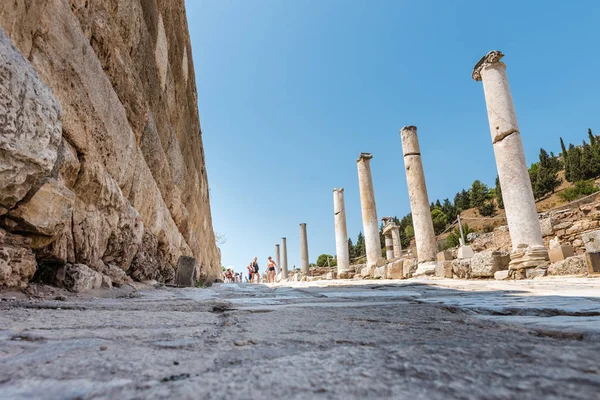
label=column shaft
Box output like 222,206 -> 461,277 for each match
357,153 -> 381,267
385,234 -> 394,260
281,237 -> 289,279
391,227 -> 402,258
400,126 -> 437,266
275,244 -> 281,274
300,223 -> 310,275
473,51 -> 544,251
333,188 -> 351,273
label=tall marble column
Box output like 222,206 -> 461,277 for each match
333,188 -> 351,275
275,244 -> 281,274
300,223 -> 310,275
400,126 -> 437,275
281,237 -> 289,279
473,51 -> 547,270
391,227 -> 402,258
357,153 -> 382,268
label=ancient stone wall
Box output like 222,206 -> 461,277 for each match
471,200 -> 600,256
0,0 -> 220,287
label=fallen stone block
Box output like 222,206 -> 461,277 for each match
360,265 -> 376,278
582,230 -> 600,253
174,256 -> 198,287
547,255 -> 587,276
437,251 -> 453,261
452,258 -> 472,279
548,244 -> 574,263
471,251 -> 510,278
494,270 -> 509,280
54,263 -> 103,292
414,261 -> 436,276
338,270 -> 354,279
386,260 -> 404,279
435,261 -> 453,278
402,258 -> 417,278
373,266 -> 386,279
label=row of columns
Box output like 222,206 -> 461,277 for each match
329,50 -> 546,276
273,51 -> 547,280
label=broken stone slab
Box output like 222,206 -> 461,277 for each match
435,261 -> 453,278
386,260 -> 404,279
547,255 -> 587,276
402,258 -> 417,279
539,218 -> 554,237
436,251 -> 453,261
582,230 -> 600,253
413,261 -> 436,277
452,258 -> 472,279
338,270 -> 355,279
373,266 -> 386,279
7,178 -> 75,237
527,266 -> 548,279
494,270 -> 510,280
54,263 -> 103,292
360,265 -> 376,278
470,251 -> 510,278
174,256 -> 198,287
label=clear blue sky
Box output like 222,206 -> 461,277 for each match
185,0 -> 600,274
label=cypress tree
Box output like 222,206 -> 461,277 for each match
567,144 -> 583,182
495,175 -> 504,209
560,137 -> 570,182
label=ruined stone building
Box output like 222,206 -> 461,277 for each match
0,1 -> 221,288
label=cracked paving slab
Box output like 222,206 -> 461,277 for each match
1,278 -> 600,399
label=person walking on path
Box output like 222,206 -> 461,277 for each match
252,257 -> 260,283
247,263 -> 253,283
266,256 -> 277,283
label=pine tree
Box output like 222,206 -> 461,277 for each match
354,232 -> 366,258
581,140 -> 597,180
469,180 -> 489,208
431,208 -> 448,235
567,144 -> 583,182
495,175 -> 504,209
534,149 -> 561,199
442,198 -> 457,222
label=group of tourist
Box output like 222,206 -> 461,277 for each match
245,256 -> 279,284
223,268 -> 244,283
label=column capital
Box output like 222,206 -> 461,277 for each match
356,152 -> 373,163
333,188 -> 344,193
472,50 -> 505,81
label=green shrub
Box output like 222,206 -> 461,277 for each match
478,200 -> 497,217
558,180 -> 599,201
446,224 -> 475,248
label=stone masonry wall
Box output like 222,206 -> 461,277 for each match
0,0 -> 220,287
471,199 -> 600,256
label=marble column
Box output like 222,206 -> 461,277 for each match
391,227 -> 402,258
473,51 -> 547,270
385,234 -> 394,260
275,244 -> 281,274
281,237 -> 289,279
300,223 -> 310,275
357,153 -> 382,268
400,126 -> 437,275
333,188 -> 351,275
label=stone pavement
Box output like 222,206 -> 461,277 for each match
1,278 -> 600,399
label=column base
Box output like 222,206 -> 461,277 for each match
414,261 -> 437,276
509,244 -> 549,270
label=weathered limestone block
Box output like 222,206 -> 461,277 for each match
54,263 -> 103,292
130,232 -> 174,283
8,179 -> 75,237
539,218 -> 554,237
360,265 -> 376,278
452,259 -> 472,279
470,251 -> 510,278
548,244 -> 574,263
0,229 -> 37,288
103,205 -> 144,271
0,28 -> 62,210
437,251 -> 453,261
547,255 -> 587,276
457,246 -> 474,259
493,226 -> 512,251
435,261 -> 453,278
373,266 -> 387,279
402,258 -> 417,279
581,230 -> 600,253
494,270 -> 510,280
100,263 -> 133,287
414,261 -> 436,277
386,260 -> 404,279
174,256 -> 198,287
